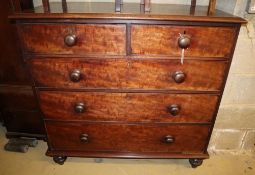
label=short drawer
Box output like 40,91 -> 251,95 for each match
18,24 -> 126,55
46,122 -> 210,153
39,91 -> 218,123
131,25 -> 237,58
29,58 -> 227,91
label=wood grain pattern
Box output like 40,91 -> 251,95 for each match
18,24 -> 126,55
131,25 -> 236,58
39,91 -> 218,123
29,58 -> 227,91
46,122 -> 210,153
6,0 -> 245,162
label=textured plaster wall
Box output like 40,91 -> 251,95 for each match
32,0 -> 255,154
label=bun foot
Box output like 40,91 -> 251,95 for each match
53,156 -> 67,165
189,158 -> 203,168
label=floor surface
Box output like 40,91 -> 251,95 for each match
0,125 -> 254,175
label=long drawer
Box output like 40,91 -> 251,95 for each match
39,91 -> 218,123
29,58 -> 227,91
131,25 -> 237,58
17,24 -> 126,55
46,122 -> 210,153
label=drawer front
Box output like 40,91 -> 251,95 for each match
18,24 -> 126,55
131,25 -> 237,58
46,122 -> 210,153
30,58 -> 227,91
39,91 -> 218,123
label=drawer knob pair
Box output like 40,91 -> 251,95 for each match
80,134 -> 89,143
70,69 -> 81,82
168,104 -> 180,116
64,34 -> 77,47
162,135 -> 175,144
80,134 -> 174,144
74,102 -> 86,113
172,71 -> 186,83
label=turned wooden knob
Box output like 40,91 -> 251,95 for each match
80,134 -> 89,143
162,135 -> 175,144
167,104 -> 180,116
178,34 -> 191,49
64,34 -> 77,47
172,71 -> 186,83
74,102 -> 85,113
70,69 -> 81,82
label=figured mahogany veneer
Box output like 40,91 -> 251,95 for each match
18,24 -> 126,55
9,0 -> 246,166
39,91 -> 218,123
46,122 -> 210,153
131,25 -> 237,58
29,58 -> 227,91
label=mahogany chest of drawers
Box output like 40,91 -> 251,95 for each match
9,1 -> 246,167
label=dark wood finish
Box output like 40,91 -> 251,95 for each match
8,0 -> 245,165
46,122 -> 210,153
0,111 -> 3,123
189,158 -> 203,168
46,150 -> 209,159
62,0 -> 67,13
29,58 -> 227,91
42,0 -> 50,13
191,0 -> 196,7
53,156 -> 67,165
0,86 -> 37,110
0,1 -> 30,85
17,24 -> 126,55
39,91 -> 218,123
5,132 -> 45,139
131,25 -> 237,58
2,110 -> 44,135
0,85 -> 45,136
0,0 -> 44,139
11,0 -> 22,12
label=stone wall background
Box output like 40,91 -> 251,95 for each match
32,0 -> 255,154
